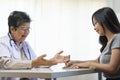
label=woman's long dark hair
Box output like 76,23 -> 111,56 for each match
92,7 -> 120,52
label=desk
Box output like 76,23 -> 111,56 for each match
0,64 -> 97,80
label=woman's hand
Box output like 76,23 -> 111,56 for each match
67,62 -> 90,69
65,60 -> 82,67
51,50 -> 70,63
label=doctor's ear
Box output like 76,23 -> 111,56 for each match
10,26 -> 15,33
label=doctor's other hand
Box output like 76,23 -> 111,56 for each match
32,54 -> 57,67
50,50 -> 70,63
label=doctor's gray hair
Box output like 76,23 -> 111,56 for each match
8,11 -> 31,33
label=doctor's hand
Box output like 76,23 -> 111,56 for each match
50,50 -> 70,63
32,54 -> 57,67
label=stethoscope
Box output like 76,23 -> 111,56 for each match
8,33 -> 31,60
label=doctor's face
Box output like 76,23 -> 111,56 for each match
10,22 -> 30,43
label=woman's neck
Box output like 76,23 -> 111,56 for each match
105,31 -> 116,42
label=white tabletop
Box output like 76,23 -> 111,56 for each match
0,64 -> 96,79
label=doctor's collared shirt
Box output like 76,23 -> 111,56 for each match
0,33 -> 37,80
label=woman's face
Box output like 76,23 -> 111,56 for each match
93,18 -> 105,36
10,22 -> 30,43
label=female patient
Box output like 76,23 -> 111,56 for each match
0,11 -> 69,80
66,7 -> 120,80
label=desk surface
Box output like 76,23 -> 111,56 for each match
0,64 -> 96,79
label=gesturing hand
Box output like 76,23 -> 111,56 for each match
32,54 -> 57,67
51,50 -> 70,63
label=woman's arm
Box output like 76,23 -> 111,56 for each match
65,58 -> 99,67
68,48 -> 120,74
89,48 -> 120,74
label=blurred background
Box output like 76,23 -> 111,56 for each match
0,0 -> 120,80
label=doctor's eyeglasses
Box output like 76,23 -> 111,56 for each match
18,27 -> 31,32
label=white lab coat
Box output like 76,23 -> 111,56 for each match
0,33 -> 37,80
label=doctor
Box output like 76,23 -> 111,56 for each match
0,11 -> 69,80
